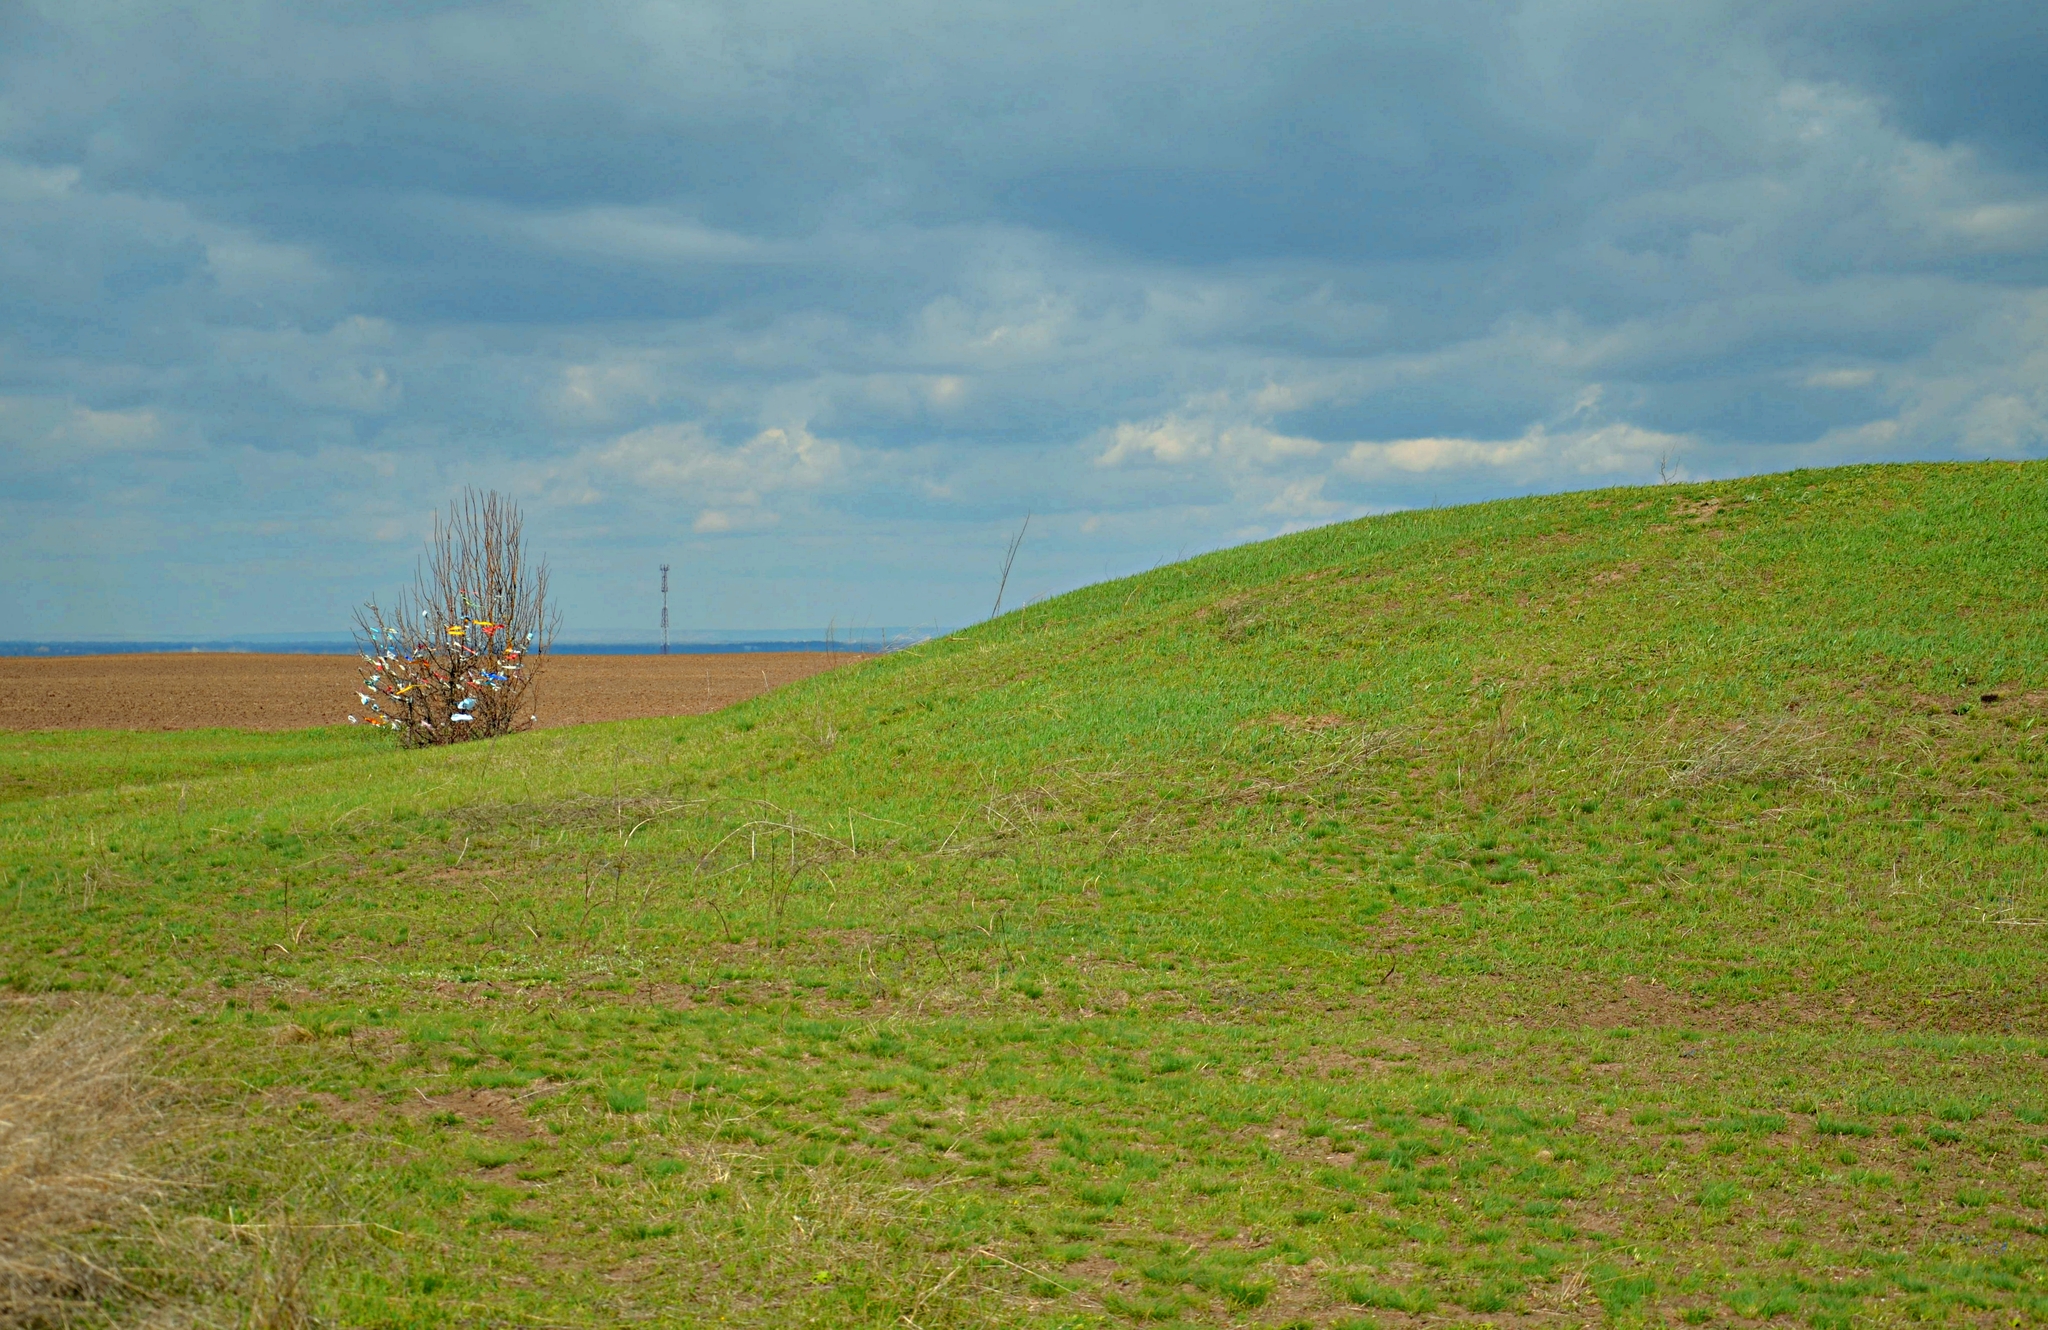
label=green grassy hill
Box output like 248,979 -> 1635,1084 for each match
4,461 -> 2046,1327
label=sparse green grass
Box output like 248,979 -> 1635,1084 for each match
5,461 -> 2048,1327
0,725 -> 368,804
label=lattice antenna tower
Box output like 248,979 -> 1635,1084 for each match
660,564 -> 670,656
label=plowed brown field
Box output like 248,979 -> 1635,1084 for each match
0,652 -> 858,732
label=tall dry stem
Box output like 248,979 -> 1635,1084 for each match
989,513 -> 1031,620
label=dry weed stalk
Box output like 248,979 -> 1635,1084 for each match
989,512 -> 1031,620
0,1009 -> 162,1324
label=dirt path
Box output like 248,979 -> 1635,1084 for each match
0,652 -> 858,731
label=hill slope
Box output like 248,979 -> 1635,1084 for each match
4,461 -> 2046,1327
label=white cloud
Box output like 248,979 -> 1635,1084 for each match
693,508 -> 779,533
57,404 -> 166,453
1802,368 -> 1876,389
552,359 -> 668,425
1087,385 -> 1688,520
1339,421 -> 1685,480
1958,395 -> 2045,457
1261,478 -> 1346,520
519,207 -> 785,265
1095,415 -> 1321,468
208,318 -> 404,414
204,235 -> 337,302
0,395 -> 171,467
1942,201 -> 2048,251
550,422 -> 850,535
1341,435 -> 1543,475
0,159 -> 79,202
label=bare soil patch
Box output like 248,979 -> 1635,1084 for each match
293,1086 -> 547,1142
0,652 -> 858,732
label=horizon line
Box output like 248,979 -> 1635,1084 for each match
0,631 -> 956,659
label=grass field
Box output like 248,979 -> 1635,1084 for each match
4,460 -> 2046,1328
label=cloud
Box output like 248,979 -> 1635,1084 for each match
551,359 -> 670,426
589,423 -> 844,495
545,422 -> 849,535
1095,416 -> 1321,469
1340,421 -> 1686,479
1802,368 -> 1877,389
1262,478 -> 1348,521
0,1 -> 2045,636
0,159 -> 81,202
692,508 -> 780,534
2,395 -> 172,470
54,404 -> 166,454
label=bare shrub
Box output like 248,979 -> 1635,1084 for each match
350,489 -> 558,746
0,1010 -> 161,1325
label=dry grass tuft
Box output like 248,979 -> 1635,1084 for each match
1201,593 -> 1275,643
1668,716 -> 1835,789
1,1012 -> 336,1328
0,1009 -> 163,1325
175,1214 -> 323,1330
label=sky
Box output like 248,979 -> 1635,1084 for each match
3,0 -> 2045,640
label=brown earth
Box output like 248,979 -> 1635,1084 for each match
0,652 -> 859,732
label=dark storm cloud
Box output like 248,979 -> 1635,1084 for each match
1,0 -> 2043,638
